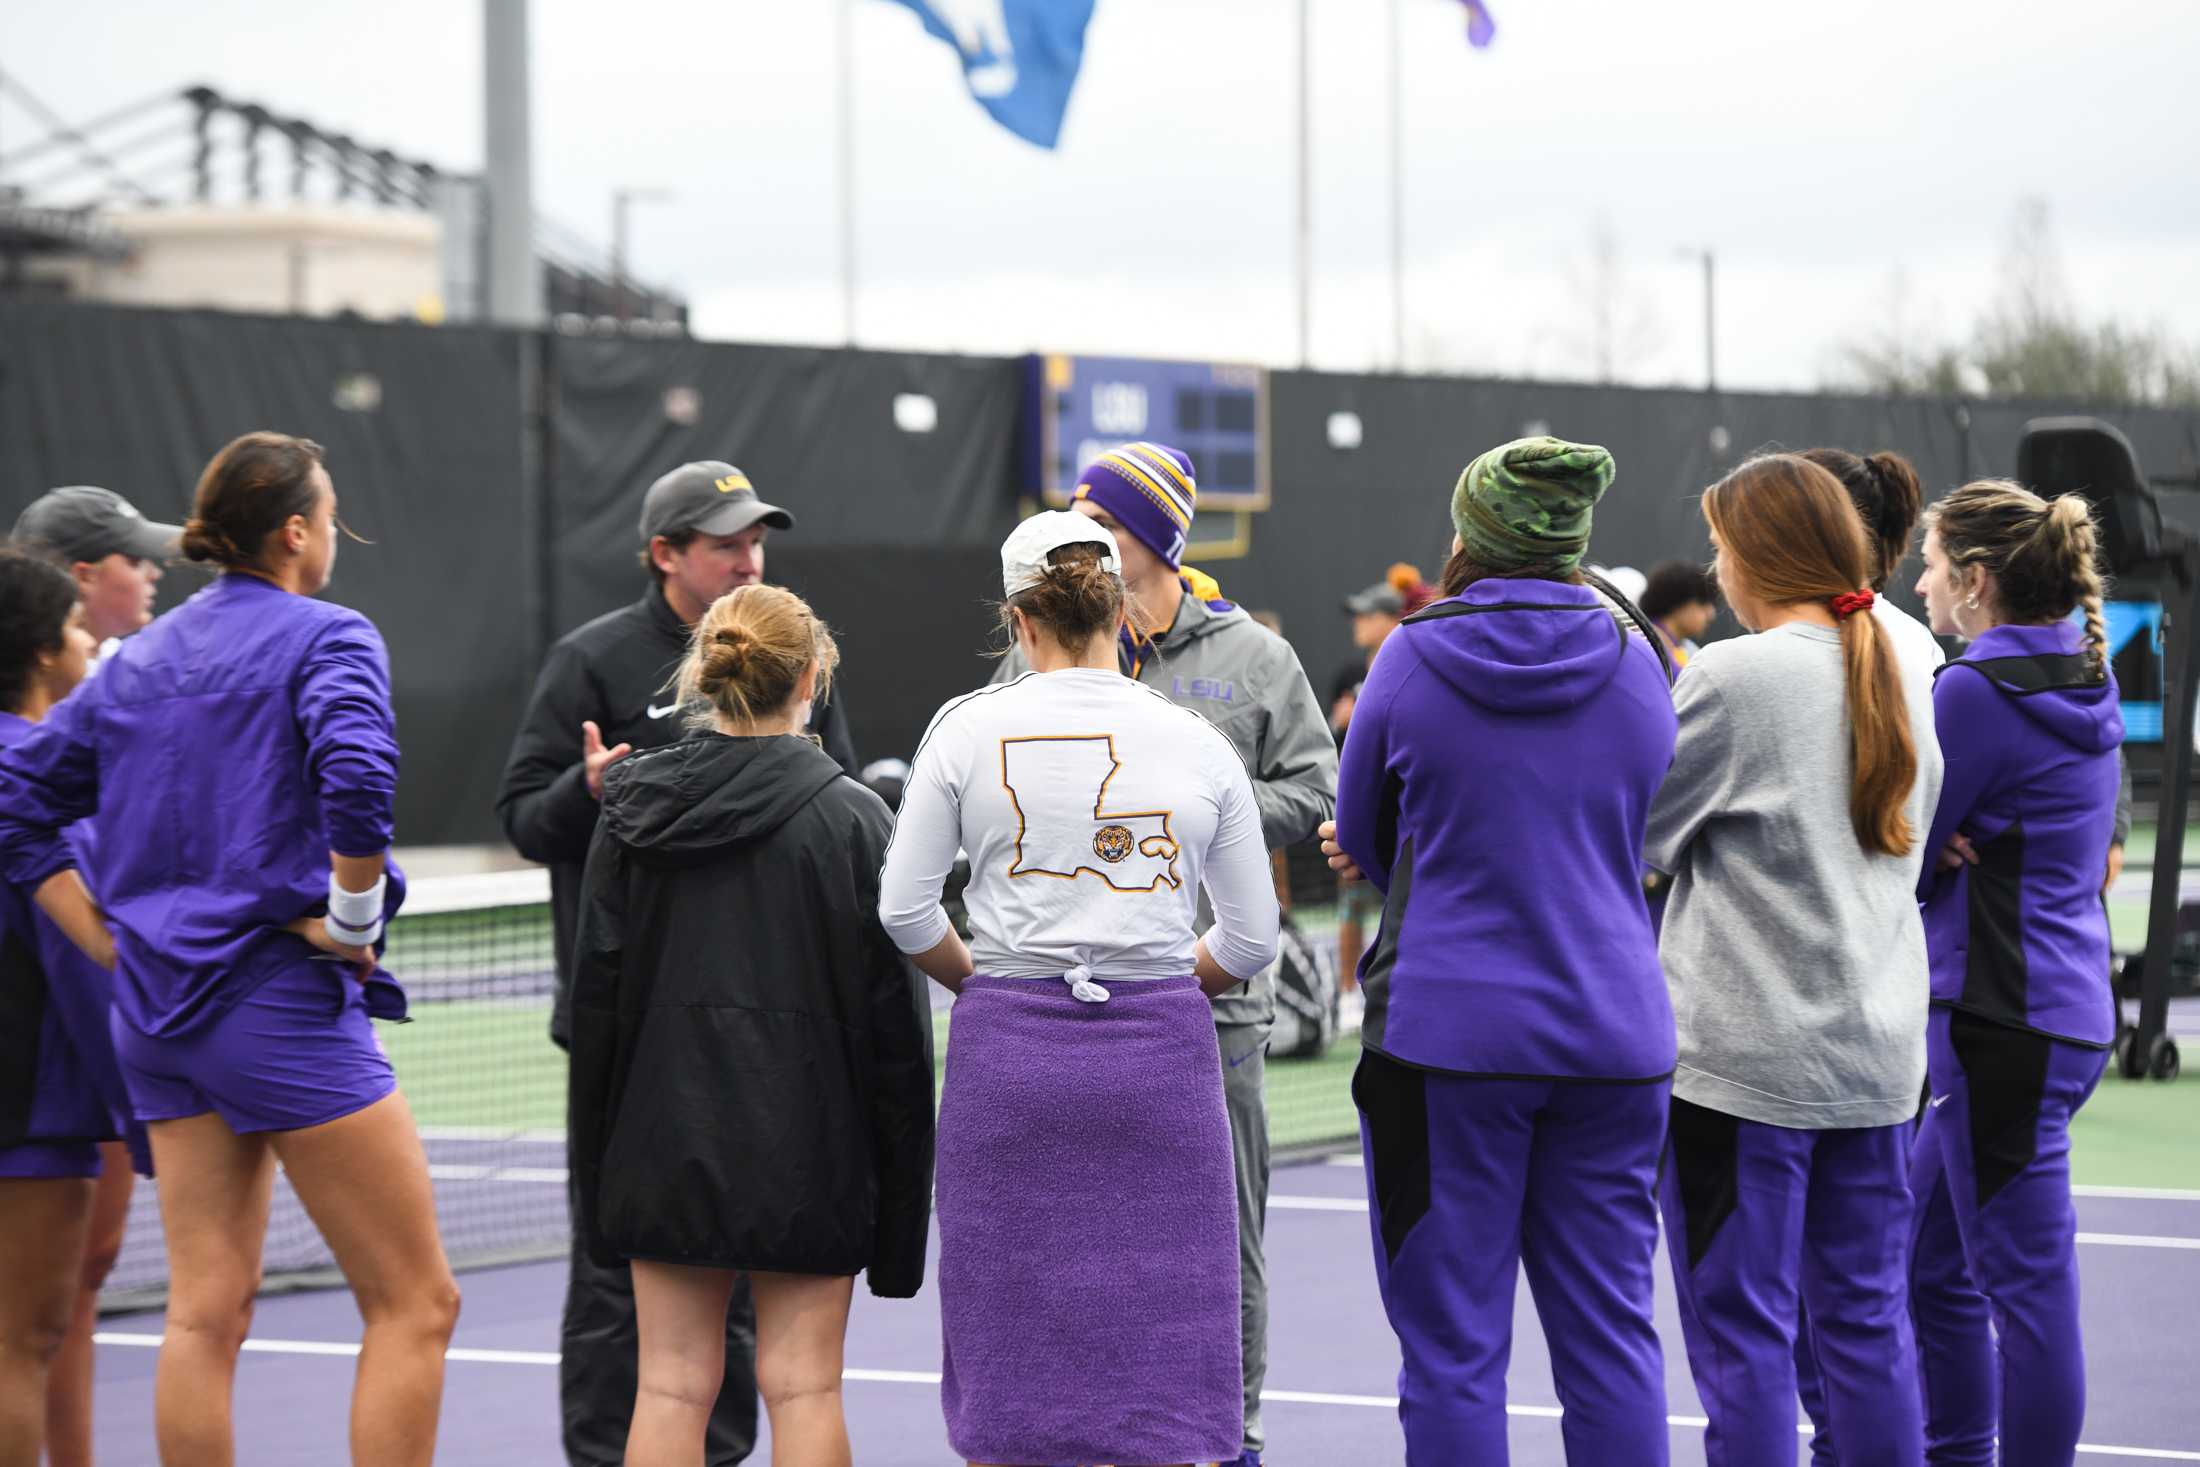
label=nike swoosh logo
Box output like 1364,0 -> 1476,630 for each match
1227,1044 -> 1267,1069
646,702 -> 680,720
1929,1094 -> 1951,1108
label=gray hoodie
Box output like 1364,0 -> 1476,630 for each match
995,579 -> 1338,1027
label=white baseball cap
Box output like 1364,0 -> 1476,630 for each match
1000,510 -> 1121,598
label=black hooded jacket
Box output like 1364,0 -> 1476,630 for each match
568,731 -> 934,1296
495,585 -> 858,1049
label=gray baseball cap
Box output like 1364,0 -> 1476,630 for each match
12,486 -> 183,565
1342,579 -> 1407,616
638,461 -> 795,543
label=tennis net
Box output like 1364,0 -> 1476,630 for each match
102,869 -> 568,1309
100,870 -> 1363,1311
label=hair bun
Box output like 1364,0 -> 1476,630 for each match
701,625 -> 755,686
1864,451 -> 1924,539
2046,494 -> 2093,531
1044,543 -> 1118,592
179,517 -> 241,566
1386,562 -> 1425,594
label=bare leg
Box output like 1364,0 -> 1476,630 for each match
273,1090 -> 458,1467
628,1261 -> 740,1467
0,1177 -> 95,1467
1337,877 -> 1364,993
46,1143 -> 132,1467
148,1115 -> 274,1467
749,1270 -> 854,1467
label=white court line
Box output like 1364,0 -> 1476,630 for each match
1272,1196 -> 2200,1250
95,1332 -> 559,1366
422,1144 -> 2200,1206
1266,1194 -> 1369,1213
409,1153 -> 2200,1210
1326,1156 -> 2200,1203
427,1164 -> 566,1185
416,1159 -> 2200,1239
90,1334 -> 2200,1460
2075,1185 -> 2200,1202
845,1368 -> 947,1386
2076,1232 -> 2200,1250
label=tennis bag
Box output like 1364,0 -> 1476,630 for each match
1267,910 -> 1340,1060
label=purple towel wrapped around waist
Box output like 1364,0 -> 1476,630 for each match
937,974 -> 1242,1467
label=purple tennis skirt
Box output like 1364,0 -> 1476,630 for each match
936,974 -> 1241,1467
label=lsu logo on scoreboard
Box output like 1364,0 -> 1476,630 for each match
1000,736 -> 1180,892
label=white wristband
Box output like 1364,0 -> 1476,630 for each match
329,873 -> 386,932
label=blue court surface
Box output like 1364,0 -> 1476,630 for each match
90,1155 -> 2200,1464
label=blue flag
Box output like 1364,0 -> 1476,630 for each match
886,0 -> 1098,149
1458,0 -> 1497,48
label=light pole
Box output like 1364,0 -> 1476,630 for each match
1677,246 -> 1716,391
1295,0 -> 1311,368
611,186 -> 672,320
837,0 -> 855,343
1387,0 -> 1403,371
483,0 -> 540,327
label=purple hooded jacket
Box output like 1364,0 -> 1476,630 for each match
1333,579 -> 1678,1080
0,573 -> 407,1039
1919,620 -> 2122,1045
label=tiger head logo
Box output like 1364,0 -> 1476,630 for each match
1092,824 -> 1135,863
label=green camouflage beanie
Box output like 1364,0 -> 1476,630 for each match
1450,436 -> 1616,574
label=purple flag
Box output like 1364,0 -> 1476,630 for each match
1459,0 -> 1497,48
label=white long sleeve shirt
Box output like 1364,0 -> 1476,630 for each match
878,667 -> 1280,985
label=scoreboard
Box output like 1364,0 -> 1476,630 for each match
1024,353 -> 1271,512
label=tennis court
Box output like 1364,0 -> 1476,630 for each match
82,868 -> 2200,1463
88,1145 -> 2200,1463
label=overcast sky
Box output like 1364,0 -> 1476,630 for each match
7,0 -> 2197,391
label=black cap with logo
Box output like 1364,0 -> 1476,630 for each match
638,461 -> 795,543
11,486 -> 183,565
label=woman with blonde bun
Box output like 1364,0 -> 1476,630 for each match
570,583 -> 934,1467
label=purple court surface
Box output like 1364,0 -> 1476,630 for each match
91,1157 -> 2199,1465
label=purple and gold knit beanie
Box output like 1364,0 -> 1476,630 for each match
1071,442 -> 1198,569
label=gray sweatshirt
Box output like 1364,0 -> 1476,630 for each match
1645,623 -> 1943,1130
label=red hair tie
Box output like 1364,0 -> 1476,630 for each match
1830,589 -> 1876,620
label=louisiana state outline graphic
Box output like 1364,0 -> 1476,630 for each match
999,735 -> 1181,892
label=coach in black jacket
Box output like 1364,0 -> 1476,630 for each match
495,460 -> 852,1467
498,463 -> 856,1051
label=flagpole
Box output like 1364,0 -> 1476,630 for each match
1388,0 -> 1404,371
1295,0 -> 1311,368
836,0 -> 857,344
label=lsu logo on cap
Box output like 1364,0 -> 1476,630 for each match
714,471 -> 752,495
